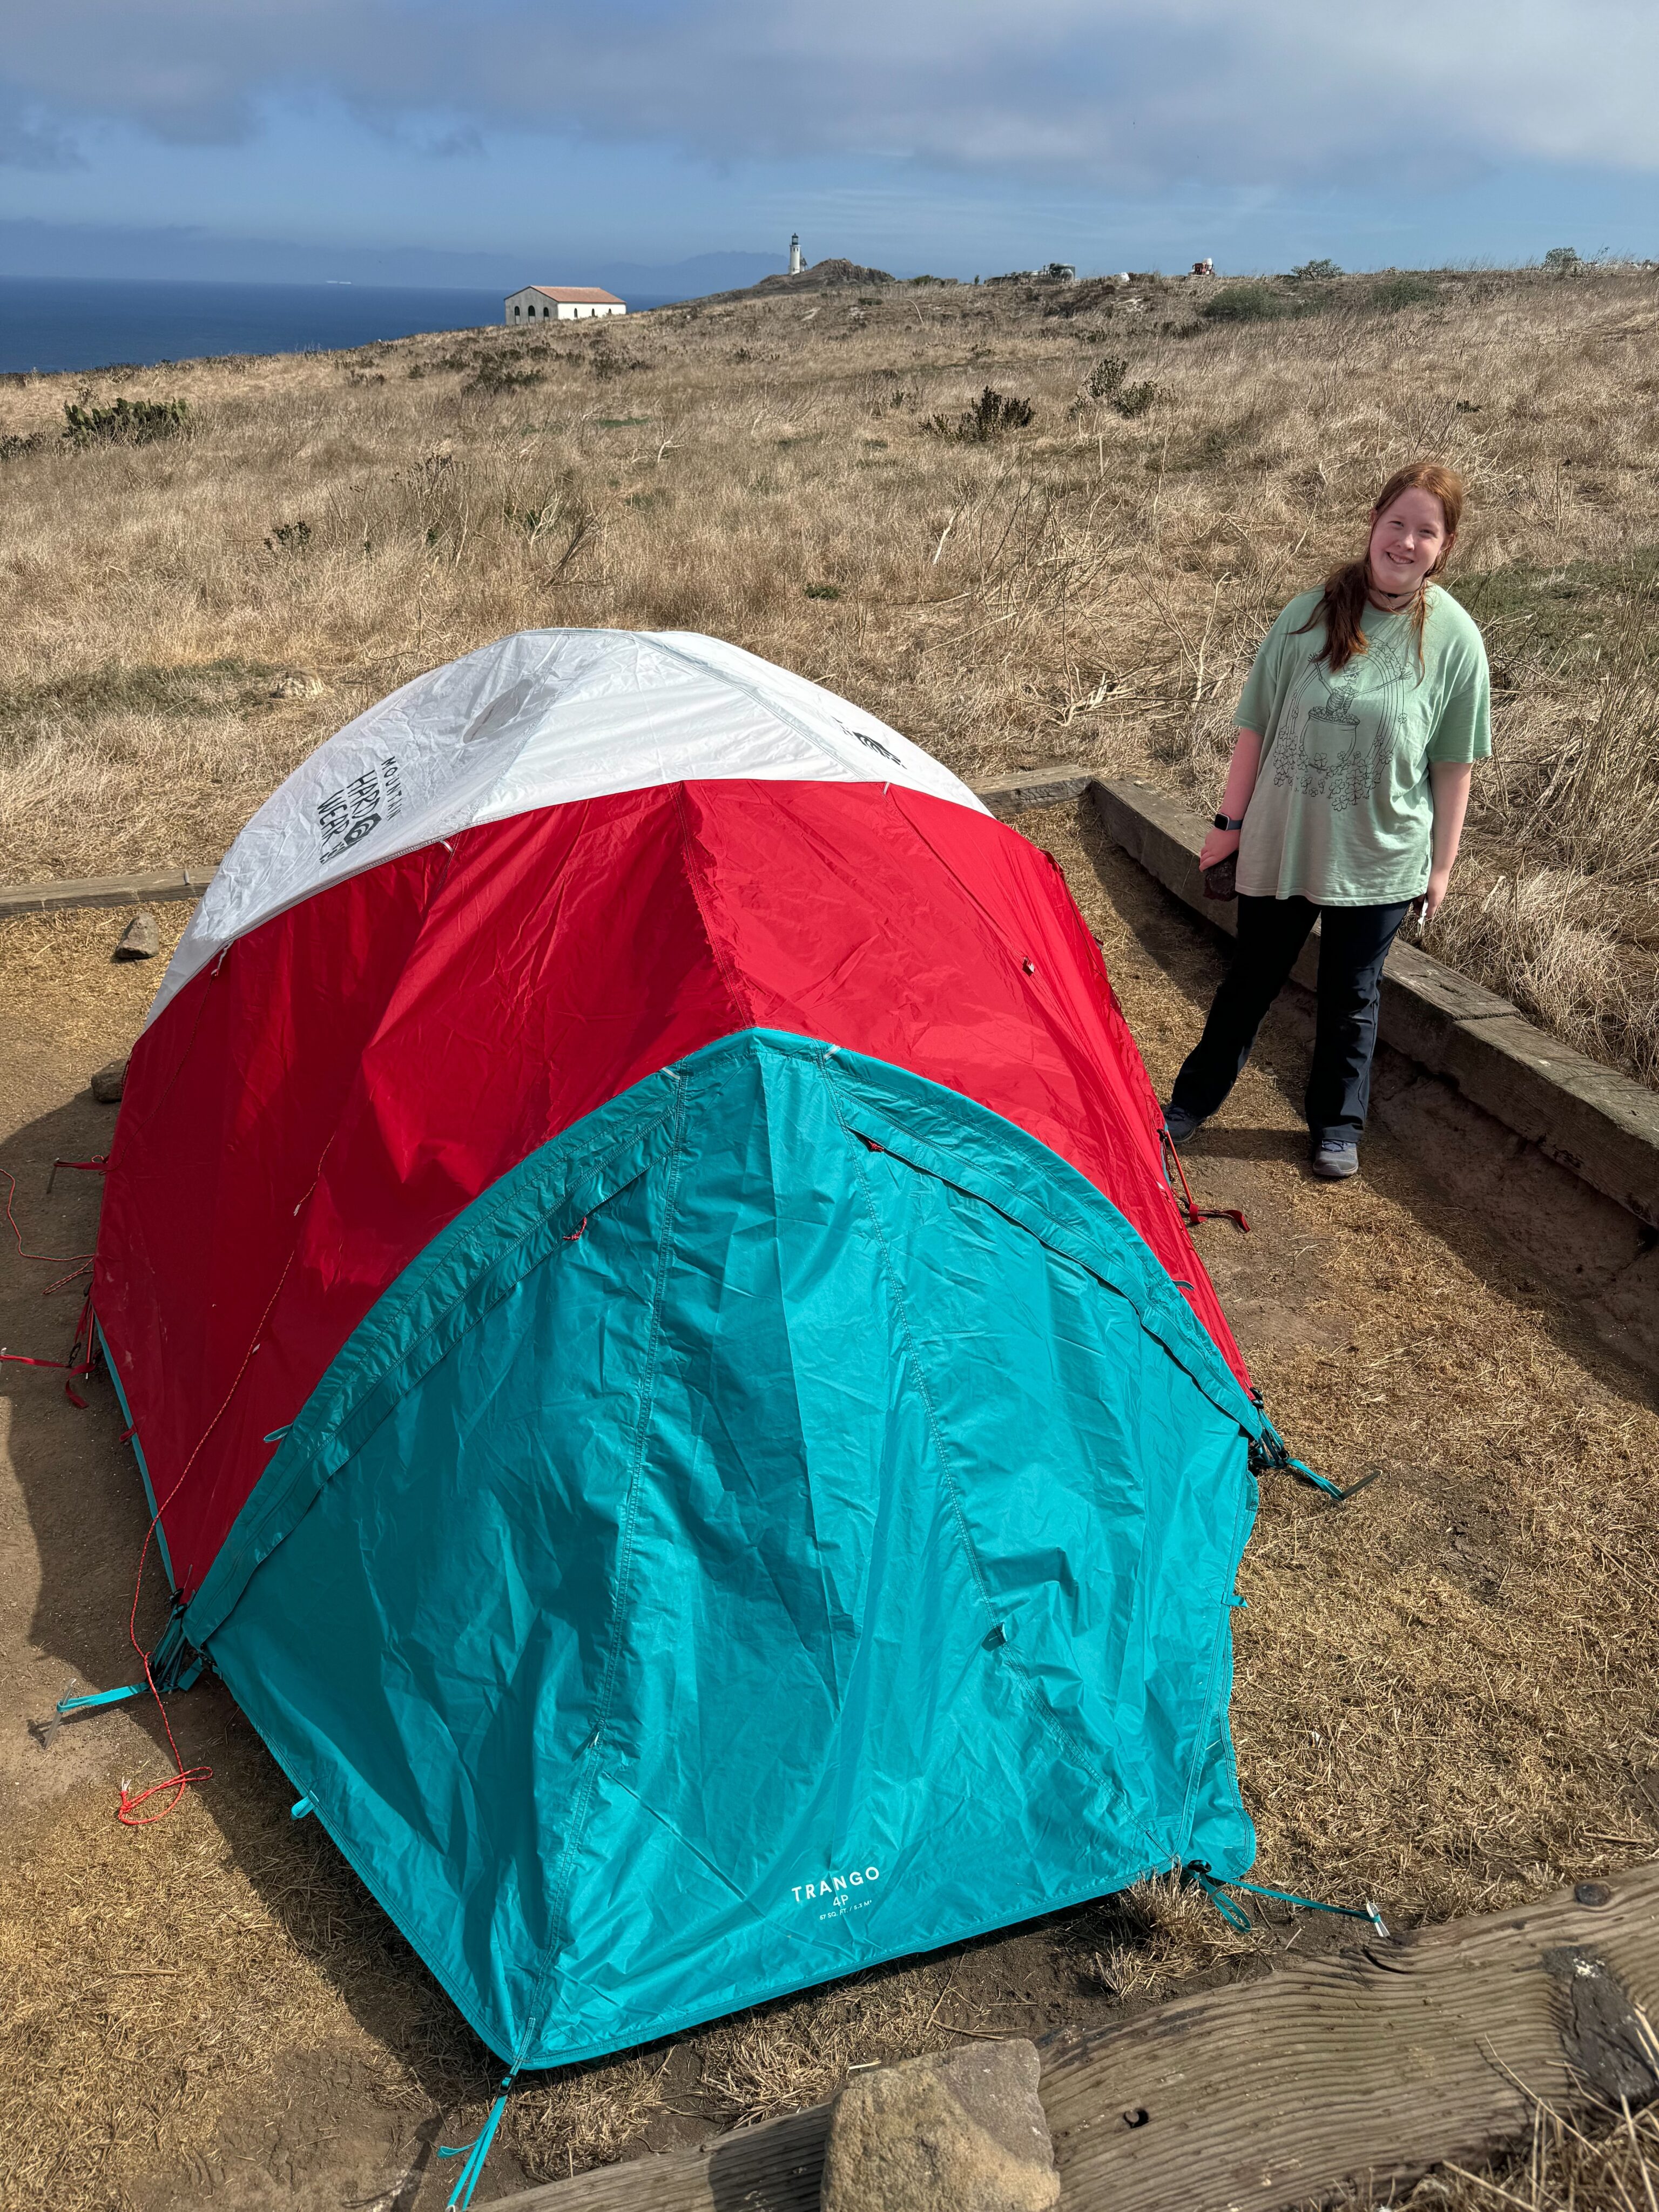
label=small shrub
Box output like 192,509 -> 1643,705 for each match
264,520 -> 313,554
0,431 -> 46,462
1290,257 -> 1342,281
463,358 -> 543,395
62,396 -> 190,447
1084,355 -> 1128,401
930,386 -> 1036,440
804,583 -> 841,600
1200,284 -> 1300,323
1112,380 -> 1159,419
1543,245 -> 1581,273
1367,272 -> 1438,311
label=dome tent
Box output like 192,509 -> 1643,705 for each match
96,627 -> 1268,2076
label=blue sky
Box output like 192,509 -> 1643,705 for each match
3,2 -> 1657,286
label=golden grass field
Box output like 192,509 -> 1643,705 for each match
2,268 -> 1658,2209
2,261 -> 1657,1082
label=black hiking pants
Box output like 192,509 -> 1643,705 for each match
1170,894 -> 1413,1143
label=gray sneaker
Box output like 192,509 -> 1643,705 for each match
1311,1138 -> 1359,1181
1163,1103 -> 1203,1144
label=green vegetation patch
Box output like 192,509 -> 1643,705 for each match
1199,283 -> 1309,324
1450,545 -> 1659,671
63,396 -> 191,447
464,358 -> 544,395
0,657 -> 282,756
1366,273 -> 1439,312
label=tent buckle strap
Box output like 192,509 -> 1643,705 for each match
52,1609 -> 205,1730
56,1681 -> 146,1719
1247,1421 -> 1353,1504
439,2078 -> 515,2211
1188,1864 -> 1390,1940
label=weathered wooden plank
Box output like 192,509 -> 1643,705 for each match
973,765 -> 1097,819
492,1864 -> 1659,2212
495,2100 -> 831,2212
0,862 -> 217,917
1041,1863 -> 1659,2210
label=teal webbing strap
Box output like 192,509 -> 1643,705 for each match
1190,1865 -> 1390,1939
57,1682 -> 146,1717
439,2086 -> 511,2211
1285,1456 -> 1346,1501
1247,1414 -> 1351,1502
290,1795 -> 313,1819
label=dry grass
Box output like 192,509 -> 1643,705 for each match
1331,2088 -> 1659,2210
4,273 -> 1659,2206
2,265 -> 1657,1079
3,811 -> 1658,2206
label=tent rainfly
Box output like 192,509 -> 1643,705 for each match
96,628 -> 1272,2080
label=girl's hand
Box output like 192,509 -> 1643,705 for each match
1420,865 -> 1452,922
1200,825 -> 1242,872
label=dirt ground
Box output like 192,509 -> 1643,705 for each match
3,805 -> 1657,2211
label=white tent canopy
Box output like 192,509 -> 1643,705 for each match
152,630 -> 986,1024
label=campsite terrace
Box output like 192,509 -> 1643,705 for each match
3,785 -> 1656,2211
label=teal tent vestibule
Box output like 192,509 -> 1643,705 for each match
181,1032 -> 1262,2068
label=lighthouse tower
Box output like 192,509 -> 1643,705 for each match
788,232 -> 803,276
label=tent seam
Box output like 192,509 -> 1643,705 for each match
509,1075 -> 689,2068
820,1049 -> 1164,1862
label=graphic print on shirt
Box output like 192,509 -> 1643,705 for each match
1269,627 -> 1420,814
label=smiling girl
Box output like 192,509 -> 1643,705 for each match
1164,460 -> 1490,1181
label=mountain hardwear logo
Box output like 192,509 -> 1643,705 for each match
318,756 -> 403,866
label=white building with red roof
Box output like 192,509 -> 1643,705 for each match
505,284 -> 626,324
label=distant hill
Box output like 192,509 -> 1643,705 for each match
0,220 -> 787,304
686,257 -> 907,307
595,253 -> 788,301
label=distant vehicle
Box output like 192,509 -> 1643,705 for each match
504,285 -> 626,324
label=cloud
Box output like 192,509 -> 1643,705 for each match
4,1 -> 1659,187
0,94 -> 86,170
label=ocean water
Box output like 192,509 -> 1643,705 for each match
0,276 -> 666,376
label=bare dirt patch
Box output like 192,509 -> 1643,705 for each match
3,818 -> 1656,2207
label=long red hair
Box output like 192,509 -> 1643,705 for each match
1296,460 -> 1465,673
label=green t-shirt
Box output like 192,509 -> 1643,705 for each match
1234,584 -> 1491,906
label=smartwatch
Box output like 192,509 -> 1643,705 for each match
1212,812 -> 1244,831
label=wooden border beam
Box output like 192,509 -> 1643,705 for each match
489,1864 -> 1659,2212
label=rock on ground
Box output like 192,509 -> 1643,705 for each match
820,2038 -> 1058,2212
112,911 -> 159,961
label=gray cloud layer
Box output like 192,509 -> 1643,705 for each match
6,1 -> 1659,182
